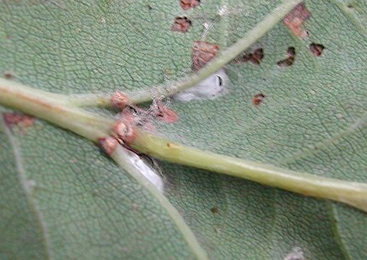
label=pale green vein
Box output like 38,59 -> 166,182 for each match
218,0 -> 229,49
281,112 -> 367,165
329,0 -> 367,38
132,131 -> 367,213
0,78 -> 209,260
110,146 -> 209,260
328,202 -> 352,260
0,118 -> 53,260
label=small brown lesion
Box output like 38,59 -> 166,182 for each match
110,91 -> 130,110
192,41 -> 219,71
253,93 -> 265,106
180,0 -> 200,10
234,48 -> 264,65
283,3 -> 311,37
98,136 -> 118,155
309,43 -> 325,57
277,57 -> 295,67
152,99 -> 178,123
113,121 -> 137,144
4,71 -> 14,79
2,112 -> 35,133
172,17 -> 192,33
166,142 -> 180,149
210,206 -> 218,214
287,47 -> 296,57
277,47 -> 296,68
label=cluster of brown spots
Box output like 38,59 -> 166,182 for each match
180,0 -> 200,10
277,47 -> 296,67
192,41 -> 219,71
99,109 -> 143,155
104,97 -> 178,156
3,113 -> 35,133
234,48 -> 264,65
309,43 -> 325,56
172,17 -> 192,33
283,3 -> 311,37
111,97 -> 178,140
253,93 -> 265,106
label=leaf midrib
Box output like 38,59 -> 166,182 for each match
0,118 -> 53,260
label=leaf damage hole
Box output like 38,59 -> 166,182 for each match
283,2 -> 311,37
192,41 -> 219,71
309,43 -> 325,56
172,17 -> 192,33
2,112 -> 35,133
253,93 -> 265,106
277,46 -> 296,67
287,46 -> 296,57
180,0 -> 200,10
234,48 -> 264,65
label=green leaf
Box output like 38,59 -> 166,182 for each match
156,0 -> 367,259
0,0 -> 366,260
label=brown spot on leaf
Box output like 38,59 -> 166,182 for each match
152,100 -> 178,123
180,0 -> 200,10
287,46 -> 296,57
3,113 -> 35,133
309,43 -> 325,56
253,93 -> 265,106
4,71 -> 13,79
172,17 -> 192,33
211,207 -> 218,214
241,53 -> 253,63
235,48 -> 264,65
283,3 -> 311,37
252,48 -> 264,63
277,47 -> 296,67
277,57 -> 295,67
192,41 -> 219,71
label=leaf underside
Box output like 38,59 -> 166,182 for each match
0,0 -> 367,259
